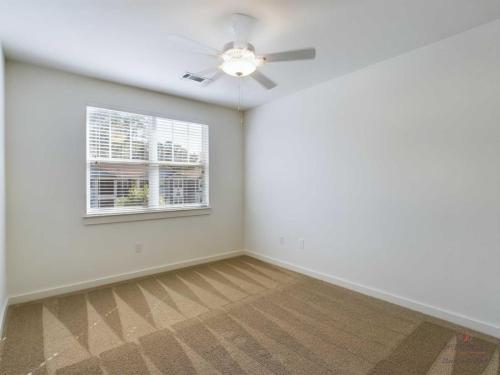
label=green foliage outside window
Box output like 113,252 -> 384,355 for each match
116,185 -> 149,207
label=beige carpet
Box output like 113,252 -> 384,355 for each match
0,256 -> 498,374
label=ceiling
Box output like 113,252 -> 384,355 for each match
1,0 -> 500,110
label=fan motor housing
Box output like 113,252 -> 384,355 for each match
222,41 -> 255,53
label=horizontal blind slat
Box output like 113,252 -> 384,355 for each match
86,106 -> 209,214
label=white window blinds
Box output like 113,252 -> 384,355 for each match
86,106 -> 209,215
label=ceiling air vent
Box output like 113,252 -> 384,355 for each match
181,72 -> 212,86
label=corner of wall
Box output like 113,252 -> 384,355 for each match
243,250 -> 500,339
0,41 -> 8,335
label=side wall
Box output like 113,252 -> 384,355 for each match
6,62 -> 243,298
244,20 -> 500,337
0,44 -> 7,325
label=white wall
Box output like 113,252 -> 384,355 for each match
245,20 -> 500,337
6,62 -> 243,297
0,44 -> 7,322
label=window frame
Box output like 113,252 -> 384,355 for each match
83,105 -> 211,224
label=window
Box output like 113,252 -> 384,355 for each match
86,106 -> 209,216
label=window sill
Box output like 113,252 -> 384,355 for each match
82,207 -> 211,225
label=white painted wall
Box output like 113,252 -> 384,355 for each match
244,20 -> 500,336
6,62 -> 243,297
0,44 -> 7,322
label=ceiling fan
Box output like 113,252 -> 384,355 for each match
168,13 -> 316,90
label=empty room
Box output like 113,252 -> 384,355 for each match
0,0 -> 499,374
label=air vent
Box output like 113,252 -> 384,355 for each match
181,72 -> 212,85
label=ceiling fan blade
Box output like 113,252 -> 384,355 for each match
167,34 -> 220,56
251,70 -> 277,90
263,48 -> 316,63
207,70 -> 224,83
194,67 -> 220,77
203,69 -> 224,86
191,67 -> 224,85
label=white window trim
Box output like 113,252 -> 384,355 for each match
84,105 -> 211,224
83,206 -> 211,225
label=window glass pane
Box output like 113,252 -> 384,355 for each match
172,122 -> 188,163
159,166 -> 206,206
87,107 -> 208,214
87,108 -> 110,158
89,164 -> 149,210
110,115 -> 131,159
98,179 -> 114,196
98,199 -> 115,208
156,118 -> 173,162
131,116 -> 149,160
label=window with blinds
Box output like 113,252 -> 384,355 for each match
86,106 -> 209,215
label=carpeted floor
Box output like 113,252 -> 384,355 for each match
0,256 -> 498,374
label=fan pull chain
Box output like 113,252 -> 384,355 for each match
238,78 -> 244,126
238,78 -> 241,112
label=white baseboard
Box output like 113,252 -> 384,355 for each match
9,250 -> 244,305
244,250 -> 500,339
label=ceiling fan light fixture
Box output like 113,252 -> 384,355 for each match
170,14 -> 316,90
221,47 -> 258,77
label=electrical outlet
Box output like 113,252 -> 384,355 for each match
279,236 -> 285,246
298,238 -> 305,250
135,242 -> 143,253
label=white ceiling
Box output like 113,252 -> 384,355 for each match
1,0 -> 500,110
